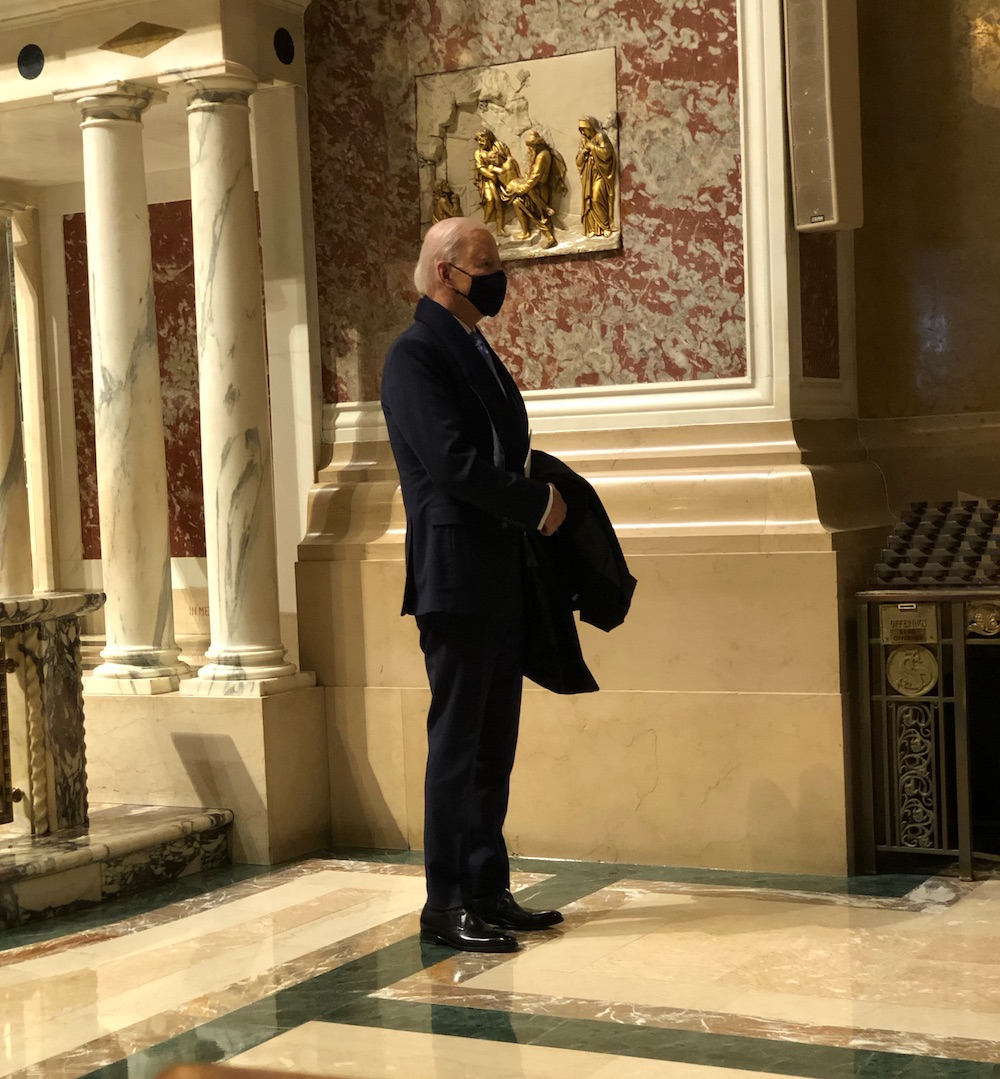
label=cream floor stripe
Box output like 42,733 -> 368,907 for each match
232,1022 -> 816,1079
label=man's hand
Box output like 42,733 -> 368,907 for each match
540,485 -> 567,536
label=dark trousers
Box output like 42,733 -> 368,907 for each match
417,607 -> 524,910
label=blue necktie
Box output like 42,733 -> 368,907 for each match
472,331 -> 507,392
471,331 -> 508,468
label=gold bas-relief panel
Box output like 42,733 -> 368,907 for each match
416,48 -> 620,261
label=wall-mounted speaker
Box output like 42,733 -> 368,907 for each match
784,0 -> 864,231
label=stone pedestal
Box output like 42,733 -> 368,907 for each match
0,805 -> 233,927
298,416 -> 890,876
83,686 -> 330,864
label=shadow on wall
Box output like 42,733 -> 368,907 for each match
324,551 -> 407,850
170,732 -> 267,860
328,694 -> 408,851
296,504 -> 409,850
746,765 -> 849,878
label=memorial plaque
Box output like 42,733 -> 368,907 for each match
879,603 -> 938,644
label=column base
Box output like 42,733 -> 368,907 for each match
178,670 -> 316,698
91,654 -> 192,681
84,673 -> 182,695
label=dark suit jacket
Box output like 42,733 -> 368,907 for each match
381,297 -> 551,617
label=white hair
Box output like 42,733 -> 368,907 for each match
413,217 -> 487,296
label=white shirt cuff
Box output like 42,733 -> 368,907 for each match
537,483 -> 555,531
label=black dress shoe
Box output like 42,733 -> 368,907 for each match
419,905 -> 519,952
471,889 -> 564,931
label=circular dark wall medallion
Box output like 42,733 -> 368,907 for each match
273,28 -> 295,65
17,44 -> 45,80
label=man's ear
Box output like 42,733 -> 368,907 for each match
437,260 -> 458,290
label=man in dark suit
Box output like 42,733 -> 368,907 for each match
381,217 -> 567,952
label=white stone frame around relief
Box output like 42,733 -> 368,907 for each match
416,48 -> 621,261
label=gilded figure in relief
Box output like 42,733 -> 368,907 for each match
576,116 -> 617,237
506,129 -> 567,248
473,128 -> 520,236
432,180 -> 464,223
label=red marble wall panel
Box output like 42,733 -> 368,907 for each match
799,231 -> 840,380
63,215 -> 98,559
65,202 -> 205,560
304,0 -> 745,402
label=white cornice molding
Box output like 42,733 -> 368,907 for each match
0,0 -> 146,27
0,0 -> 311,27
323,373 -> 784,444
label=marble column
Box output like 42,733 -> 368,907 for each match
179,73 -> 308,694
0,210 -> 33,597
10,208 -> 57,593
62,85 -> 189,693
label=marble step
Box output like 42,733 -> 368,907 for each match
0,803 -> 233,927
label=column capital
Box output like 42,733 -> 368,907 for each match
53,82 -> 166,122
160,63 -> 268,107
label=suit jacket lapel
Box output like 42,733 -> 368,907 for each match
480,335 -> 528,415
414,298 -> 522,449
475,333 -> 531,459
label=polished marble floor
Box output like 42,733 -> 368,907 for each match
2,850 -> 1000,1078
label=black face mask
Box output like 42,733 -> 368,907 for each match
449,264 -> 507,317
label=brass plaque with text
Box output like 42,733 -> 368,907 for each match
879,604 -> 938,645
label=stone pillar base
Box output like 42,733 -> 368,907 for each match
82,685 -> 330,864
299,413 -> 892,876
178,670 -> 316,698
84,674 -> 182,695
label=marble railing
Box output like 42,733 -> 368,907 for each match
0,593 -> 105,835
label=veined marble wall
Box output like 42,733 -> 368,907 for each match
799,232 -> 840,380
856,0 -> 1000,418
65,201 -> 205,559
304,0 -> 744,403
